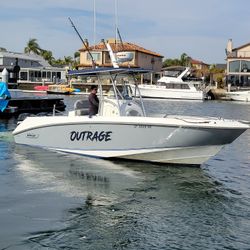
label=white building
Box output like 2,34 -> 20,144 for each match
226,39 -> 250,87
0,51 -> 66,84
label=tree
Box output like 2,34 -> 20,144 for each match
41,49 -> 54,65
52,58 -> 65,66
74,51 -> 80,59
24,38 -> 42,55
0,47 -> 7,52
163,52 -> 191,68
64,56 -> 74,66
163,58 -> 180,68
180,53 -> 191,66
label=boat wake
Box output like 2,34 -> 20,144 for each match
0,131 -> 14,142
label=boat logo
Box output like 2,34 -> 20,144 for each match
26,133 -> 39,139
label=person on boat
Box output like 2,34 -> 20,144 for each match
88,85 -> 99,117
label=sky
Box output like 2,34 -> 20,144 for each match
1,0 -> 250,64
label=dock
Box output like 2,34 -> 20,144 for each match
0,96 -> 66,118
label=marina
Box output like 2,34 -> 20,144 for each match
12,68 -> 249,165
1,1 -> 250,249
1,93 -> 250,249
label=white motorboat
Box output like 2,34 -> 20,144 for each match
225,90 -> 250,102
13,68 -> 249,166
131,66 -> 205,100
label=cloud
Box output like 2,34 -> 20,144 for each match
1,0 -> 250,63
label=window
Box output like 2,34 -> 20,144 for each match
241,60 -> 250,72
20,71 -> 28,80
158,82 -> 173,89
180,84 -> 190,89
105,52 -> 111,63
87,52 -> 100,62
229,61 -> 240,72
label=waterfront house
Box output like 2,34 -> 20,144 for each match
0,51 -> 66,86
226,39 -> 250,87
77,38 -> 163,83
191,59 -> 209,77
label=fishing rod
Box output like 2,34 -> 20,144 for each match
116,27 -> 125,50
68,17 -> 96,68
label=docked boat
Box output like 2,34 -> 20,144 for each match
131,66 -> 205,100
34,84 -> 81,95
12,68 -> 249,166
46,84 -> 74,95
34,85 -> 48,91
225,90 -> 250,102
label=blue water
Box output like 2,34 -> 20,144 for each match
0,93 -> 250,249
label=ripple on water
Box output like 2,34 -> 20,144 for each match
1,97 -> 250,249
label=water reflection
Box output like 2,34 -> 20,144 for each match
13,145 -> 143,205
12,144 -> 248,249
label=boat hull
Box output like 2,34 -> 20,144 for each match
13,116 -> 247,165
226,91 -> 250,102
131,85 -> 204,100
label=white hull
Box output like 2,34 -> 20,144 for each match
55,145 -> 223,165
131,85 -> 204,100
226,91 -> 250,102
13,115 -> 248,165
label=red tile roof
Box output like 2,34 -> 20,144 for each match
191,59 -> 209,66
79,41 -> 163,58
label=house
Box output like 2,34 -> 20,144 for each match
226,39 -> 250,87
190,58 -> 210,77
0,51 -> 66,85
78,38 -> 163,83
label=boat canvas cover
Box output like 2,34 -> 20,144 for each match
68,67 -> 151,76
0,82 -> 11,112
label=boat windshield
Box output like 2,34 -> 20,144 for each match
163,69 -> 183,77
98,73 -> 135,100
157,82 -> 190,89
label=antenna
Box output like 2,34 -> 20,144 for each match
68,17 -> 96,68
115,0 -> 118,44
93,0 -> 96,48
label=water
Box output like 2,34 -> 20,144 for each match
0,93 -> 250,249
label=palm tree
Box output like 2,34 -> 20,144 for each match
64,56 -> 74,67
180,53 -> 190,66
41,49 -> 54,65
74,51 -> 80,59
53,58 -> 65,67
24,38 -> 42,55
